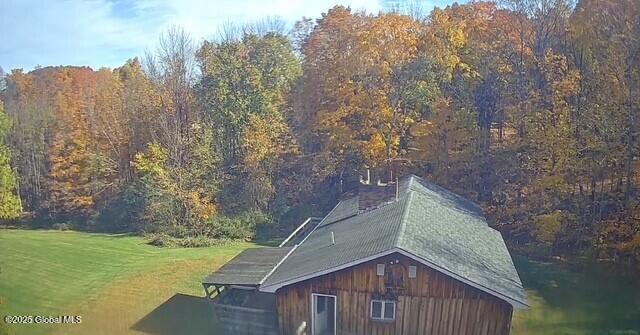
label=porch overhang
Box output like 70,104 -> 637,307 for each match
202,246 -> 294,298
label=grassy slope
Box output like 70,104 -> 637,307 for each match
2,230 -> 640,335
512,257 -> 640,335
0,229 -> 249,335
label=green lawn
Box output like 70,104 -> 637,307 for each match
2,229 -> 640,335
512,257 -> 640,335
0,229 -> 250,335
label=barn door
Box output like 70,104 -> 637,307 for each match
312,294 -> 336,335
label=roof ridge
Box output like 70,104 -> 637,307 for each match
405,175 -> 416,196
394,190 -> 414,248
409,175 -> 484,215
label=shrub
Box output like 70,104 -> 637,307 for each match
145,232 -> 231,248
205,211 -> 273,241
533,211 -> 575,246
146,233 -> 179,248
52,222 -> 73,231
177,235 -> 224,248
144,211 -> 274,247
91,186 -> 145,233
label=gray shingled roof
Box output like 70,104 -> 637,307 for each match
319,195 -> 359,227
260,175 -> 527,308
203,247 -> 293,286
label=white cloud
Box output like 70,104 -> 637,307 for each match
134,0 -> 383,44
1,0 -> 151,71
0,0 -> 456,72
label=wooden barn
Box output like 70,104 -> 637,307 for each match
203,174 -> 528,335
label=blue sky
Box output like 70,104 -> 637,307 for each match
0,0 -> 461,72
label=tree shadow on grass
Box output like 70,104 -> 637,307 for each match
131,294 -> 217,335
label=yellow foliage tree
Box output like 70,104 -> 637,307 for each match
48,68 -> 96,218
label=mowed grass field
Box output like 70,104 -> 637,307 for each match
512,257 -> 640,335
0,229 -> 250,335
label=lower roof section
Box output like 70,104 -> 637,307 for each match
202,247 -> 293,287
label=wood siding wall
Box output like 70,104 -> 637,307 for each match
275,253 -> 513,335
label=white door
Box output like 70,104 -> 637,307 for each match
312,294 -> 336,335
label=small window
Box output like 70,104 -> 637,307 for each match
376,264 -> 385,276
408,265 -> 417,278
371,301 -> 383,319
383,301 -> 395,319
371,300 -> 395,321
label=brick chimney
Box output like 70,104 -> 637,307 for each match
358,169 -> 398,211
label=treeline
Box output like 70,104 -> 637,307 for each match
1,1 -> 639,260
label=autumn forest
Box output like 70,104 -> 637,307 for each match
1,0 -> 639,263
